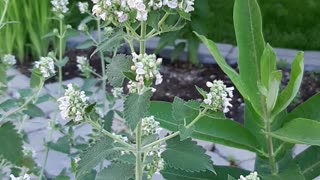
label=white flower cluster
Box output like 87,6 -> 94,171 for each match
111,87 -> 124,98
141,116 -> 162,136
1,54 -> 16,66
239,172 -> 260,180
51,0 -> 69,14
57,84 -> 89,122
10,174 -> 30,180
91,0 -> 195,23
203,80 -> 234,113
128,53 -> 162,93
145,146 -> 165,179
76,56 -> 91,77
34,57 -> 56,78
78,2 -> 89,14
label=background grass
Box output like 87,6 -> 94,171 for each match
205,0 -> 320,50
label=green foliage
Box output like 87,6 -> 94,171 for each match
23,104 -> 45,118
294,146 -> 320,179
96,163 -> 135,180
0,122 -> 23,165
162,136 -> 214,172
76,138 -> 119,178
47,136 -> 71,154
0,0 -> 52,61
106,54 -> 133,87
124,90 -> 152,130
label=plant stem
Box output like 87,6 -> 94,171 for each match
265,117 -> 278,174
140,22 -> 147,55
39,17 -> 65,180
97,19 -> 107,116
135,121 -> 143,180
142,108 -> 208,151
0,0 -> 9,29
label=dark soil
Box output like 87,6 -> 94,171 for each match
17,49 -> 320,123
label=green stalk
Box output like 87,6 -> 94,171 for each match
135,121 -> 143,180
265,116 -> 278,174
0,0 -> 9,28
97,19 -> 107,115
39,16 -> 64,180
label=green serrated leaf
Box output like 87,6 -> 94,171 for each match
0,99 -> 17,111
124,90 -> 152,130
96,163 -> 135,180
0,122 -> 23,165
172,97 -> 199,125
162,136 -> 214,172
106,54 -> 133,87
30,69 -> 43,89
77,39 -> 94,49
103,110 -> 114,132
179,125 -> 194,141
147,11 -> 160,30
270,118 -> 320,146
47,136 -> 70,154
36,94 -> 53,104
76,138 -> 118,178
56,57 -> 69,68
294,146 -> 320,179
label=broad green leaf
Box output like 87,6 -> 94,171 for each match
0,122 -> 23,165
260,44 -> 277,87
284,93 -> 320,123
195,33 -> 248,100
161,137 -> 214,172
266,70 -> 282,112
30,69 -> 43,89
23,104 -> 45,118
178,10 -> 191,21
262,164 -> 305,180
270,118 -> 320,146
106,54 -> 133,87
36,94 -> 54,104
76,138 -> 118,178
149,101 -> 259,152
228,175 -> 237,180
124,90 -> 152,130
187,36 -> 200,64
272,52 -> 304,117
147,11 -> 160,30
95,163 -> 134,180
233,0 -> 265,102
47,136 -> 70,154
161,165 -> 249,180
0,99 -> 17,111
294,146 -> 320,179
172,97 -> 199,125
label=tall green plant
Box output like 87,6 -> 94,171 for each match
189,0 -> 320,179
0,0 -> 52,62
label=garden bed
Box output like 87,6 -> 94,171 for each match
17,48 -> 320,124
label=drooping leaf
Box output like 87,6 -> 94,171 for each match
270,118 -> 320,146
76,138 -> 118,178
124,90 -> 152,130
103,110 -> 114,132
30,69 -> 43,89
148,101 -> 259,152
47,136 -> 70,154
0,122 -> 23,165
260,44 -> 277,87
266,70 -> 282,112
294,146 -> 320,180
272,52 -> 304,117
161,165 -> 249,180
106,54 -> 133,87
95,163 -> 135,180
161,136 -> 214,172
195,33 -> 248,100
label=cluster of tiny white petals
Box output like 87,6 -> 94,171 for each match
78,2 -> 89,14
111,87 -> 124,98
10,174 -> 30,180
203,80 -> 234,113
90,0 -> 195,23
78,23 -> 88,32
145,146 -> 165,179
34,57 -> 56,78
23,146 -> 36,158
128,53 -> 162,93
141,116 -> 162,136
57,84 -> 89,122
51,0 -> 69,14
239,172 -> 260,180
76,56 -> 91,76
1,54 -> 16,66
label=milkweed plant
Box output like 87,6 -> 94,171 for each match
0,0 -> 320,179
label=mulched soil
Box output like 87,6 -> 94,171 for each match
17,49 -> 320,123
